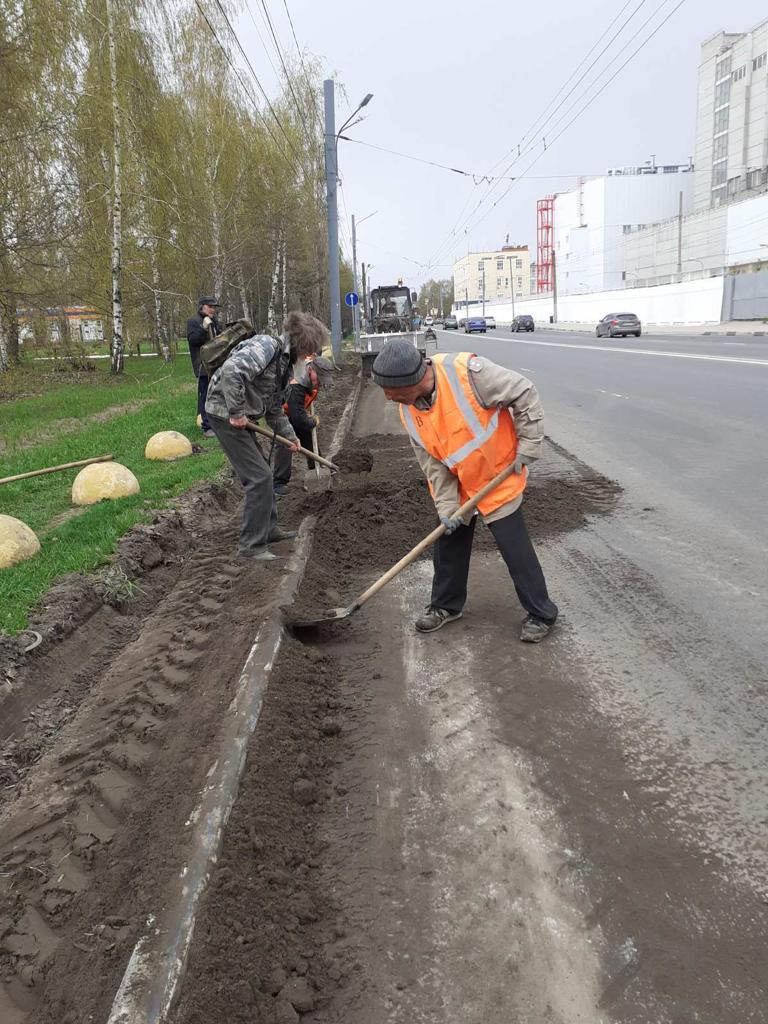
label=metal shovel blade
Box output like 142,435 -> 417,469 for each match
283,605 -> 355,630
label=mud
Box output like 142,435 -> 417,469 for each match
0,364 -> 624,1023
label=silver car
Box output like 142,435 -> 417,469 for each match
596,312 -> 641,338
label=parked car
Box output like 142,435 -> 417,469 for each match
512,314 -> 535,332
424,315 -> 434,326
444,315 -> 458,329
596,312 -> 641,338
465,316 -> 487,334
484,316 -> 497,329
458,318 -> 467,328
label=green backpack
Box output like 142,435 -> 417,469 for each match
200,318 -> 254,377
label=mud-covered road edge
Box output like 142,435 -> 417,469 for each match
106,369 -> 363,1024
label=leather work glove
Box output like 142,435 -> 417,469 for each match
439,514 -> 461,535
512,454 -> 535,475
202,315 -> 213,329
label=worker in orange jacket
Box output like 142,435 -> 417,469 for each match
371,339 -> 557,643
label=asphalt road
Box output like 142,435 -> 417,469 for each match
434,326 -> 768,893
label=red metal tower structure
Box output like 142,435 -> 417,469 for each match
536,197 -> 555,294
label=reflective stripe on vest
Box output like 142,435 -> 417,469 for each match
399,352 -> 525,515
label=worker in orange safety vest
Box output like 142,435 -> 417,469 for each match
371,338 -> 558,643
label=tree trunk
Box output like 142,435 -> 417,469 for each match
0,323 -> 8,373
106,0 -> 124,375
150,243 -> 171,362
237,261 -> 250,322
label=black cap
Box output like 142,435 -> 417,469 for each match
371,339 -> 427,389
199,296 -> 220,307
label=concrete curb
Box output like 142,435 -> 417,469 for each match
106,371 -> 364,1024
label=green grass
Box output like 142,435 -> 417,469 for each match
0,356 -> 227,633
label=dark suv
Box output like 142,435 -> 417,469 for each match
512,314 -> 534,332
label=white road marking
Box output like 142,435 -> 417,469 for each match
488,336 -> 768,366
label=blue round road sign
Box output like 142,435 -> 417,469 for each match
344,291 -> 359,307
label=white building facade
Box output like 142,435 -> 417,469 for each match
693,19 -> 768,210
453,246 -> 530,312
554,164 -> 695,296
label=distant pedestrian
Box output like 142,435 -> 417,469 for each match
187,296 -> 221,438
273,312 -> 334,495
371,340 -> 558,643
205,332 -> 300,561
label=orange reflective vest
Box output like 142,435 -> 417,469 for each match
283,358 -> 319,414
399,352 -> 526,516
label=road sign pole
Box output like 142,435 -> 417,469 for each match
324,79 -> 341,361
352,214 -> 360,348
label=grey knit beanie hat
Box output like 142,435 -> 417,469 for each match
371,339 -> 427,388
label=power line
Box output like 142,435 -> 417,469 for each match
281,0 -> 321,119
425,0 -> 686,271
256,0 -> 313,142
338,135 -> 603,181
205,0 -> 303,162
423,0 -> 664,271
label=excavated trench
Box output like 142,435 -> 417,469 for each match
0,367 -> 624,1024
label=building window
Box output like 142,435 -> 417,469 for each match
516,258 -> 523,269
623,224 -> 632,234
497,277 -> 503,287
715,54 -> 732,80
496,259 -> 504,270
731,65 -> 746,82
753,53 -> 767,71
517,277 -> 523,289
713,135 -> 728,162
715,79 -> 731,107
714,107 -> 729,134
477,262 -> 483,271
712,161 -> 727,187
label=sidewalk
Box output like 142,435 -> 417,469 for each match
539,320 -> 768,336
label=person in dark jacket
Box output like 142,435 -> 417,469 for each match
187,296 -> 221,438
273,312 -> 333,494
205,333 -> 300,561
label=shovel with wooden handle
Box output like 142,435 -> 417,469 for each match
245,421 -> 339,475
304,400 -> 332,494
286,460 -> 523,629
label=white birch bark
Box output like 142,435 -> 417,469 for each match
150,242 -> 171,362
106,0 -> 124,374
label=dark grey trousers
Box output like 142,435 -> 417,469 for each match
208,414 -> 277,553
431,508 -> 558,624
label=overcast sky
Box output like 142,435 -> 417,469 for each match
237,0 -> 768,293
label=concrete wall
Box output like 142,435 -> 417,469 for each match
453,276 -> 726,326
723,268 -> 768,319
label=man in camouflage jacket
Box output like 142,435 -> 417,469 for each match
206,333 -> 300,560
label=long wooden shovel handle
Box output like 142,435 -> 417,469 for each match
0,453 -> 114,486
246,421 -> 339,472
348,461 -> 522,614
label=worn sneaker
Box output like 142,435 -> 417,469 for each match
520,614 -> 553,643
202,428 -> 216,438
414,606 -> 463,633
238,546 -> 278,562
273,483 -> 289,497
268,527 -> 297,543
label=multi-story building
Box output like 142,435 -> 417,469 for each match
693,18 -> 768,209
452,245 -> 530,310
552,163 -> 695,295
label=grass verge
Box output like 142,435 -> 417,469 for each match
0,356 -> 227,634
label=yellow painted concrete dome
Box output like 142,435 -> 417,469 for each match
0,515 -> 41,568
145,430 -> 193,461
72,462 -> 140,505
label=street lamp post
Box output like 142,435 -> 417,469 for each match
324,82 -> 373,361
507,255 -> 516,320
351,210 -> 377,348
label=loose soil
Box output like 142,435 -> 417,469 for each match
0,366 -> 624,1023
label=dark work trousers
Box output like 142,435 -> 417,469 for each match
431,508 -> 558,624
197,373 -> 211,430
208,414 -> 277,553
273,422 -> 315,485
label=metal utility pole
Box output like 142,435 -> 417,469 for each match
323,79 -> 341,361
552,249 -> 558,324
465,287 -> 469,322
361,262 -> 368,329
351,214 -> 360,348
677,189 -> 684,278
481,263 -> 486,317
507,256 -> 516,320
